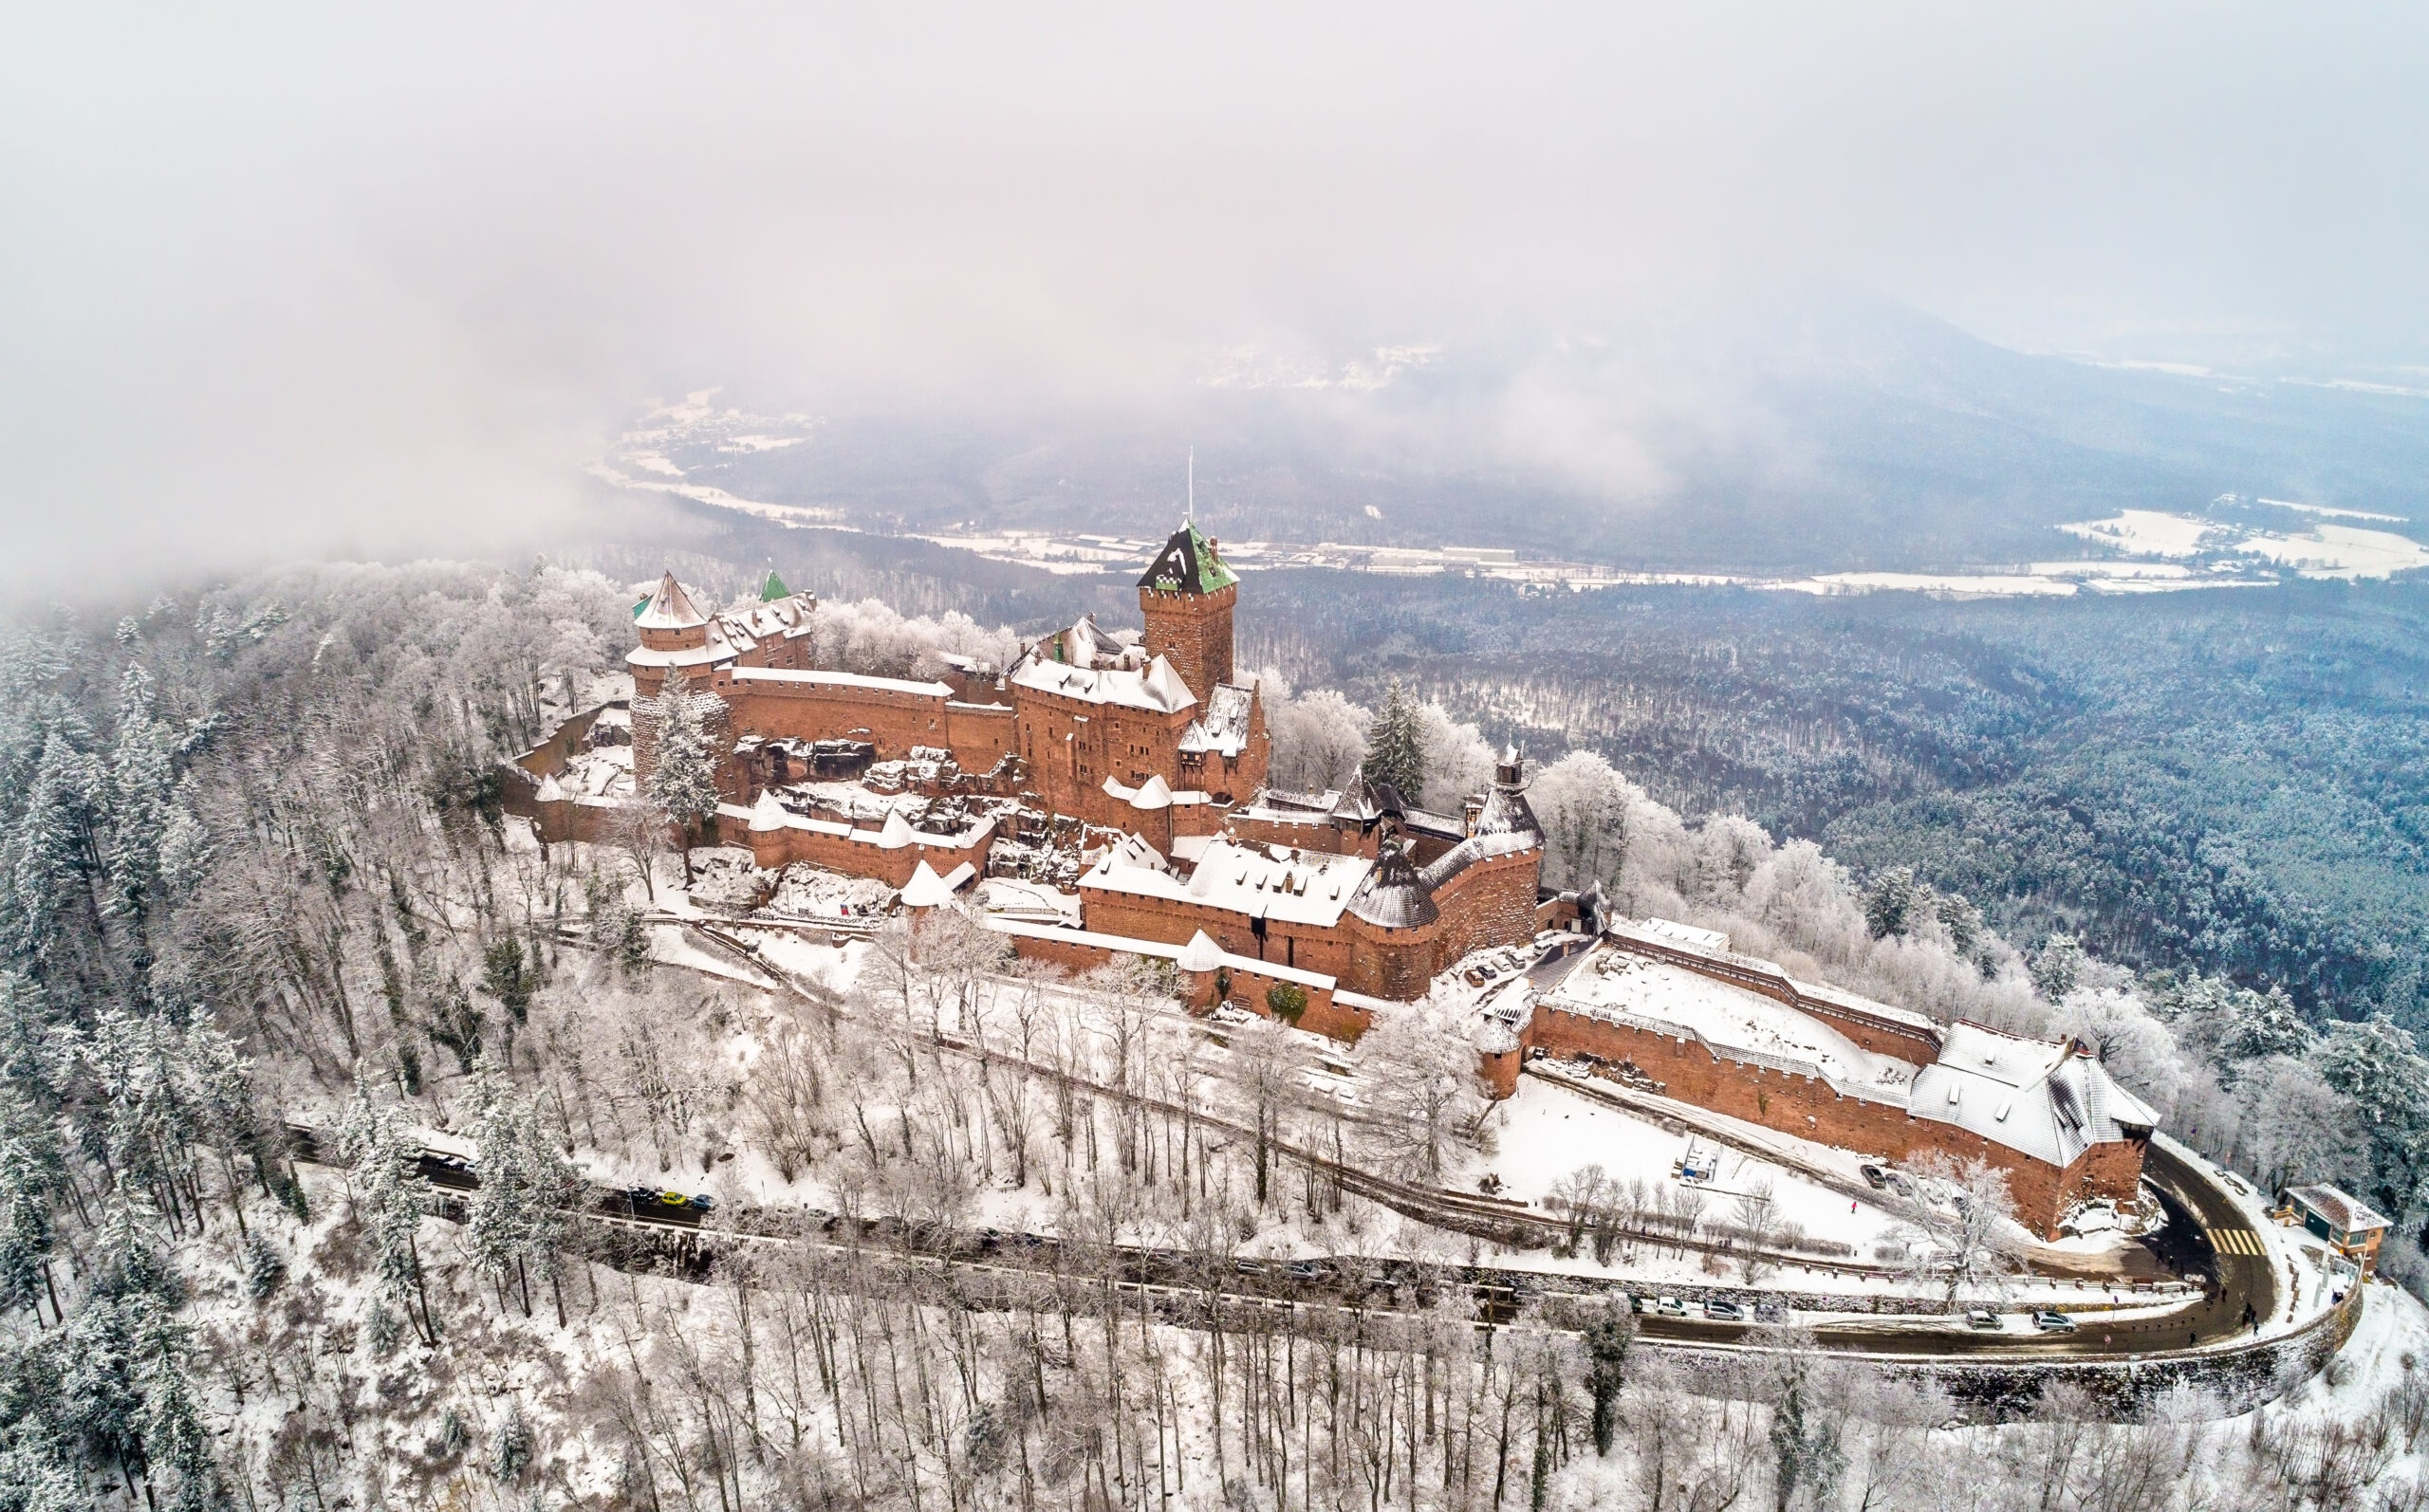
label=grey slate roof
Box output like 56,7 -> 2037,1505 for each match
1347,842 -> 1439,930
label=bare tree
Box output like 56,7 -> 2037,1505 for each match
1895,1152 -> 2027,1303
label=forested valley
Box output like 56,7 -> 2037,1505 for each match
1234,569 -> 2429,1037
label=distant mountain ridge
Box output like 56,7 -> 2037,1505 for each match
614,299 -> 2429,576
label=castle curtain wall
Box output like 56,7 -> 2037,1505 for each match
1519,1004 -> 2140,1238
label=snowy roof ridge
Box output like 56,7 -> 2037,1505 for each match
1908,1022 -> 2159,1167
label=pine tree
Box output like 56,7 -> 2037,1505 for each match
104,664 -> 176,923
0,1123 -> 58,1322
646,679 -> 720,886
480,933 -> 534,1024
338,1079 -> 439,1345
1360,677 -> 1424,802
1767,1357 -> 1845,1512
6,733 -> 100,965
464,1065 -> 581,1323
154,777 -> 211,904
1862,866 -> 1922,940
1582,1296 -> 1635,1457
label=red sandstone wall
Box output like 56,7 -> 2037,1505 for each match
1225,813 -> 1379,857
715,809 -> 995,888
1520,1005 -> 2132,1237
1423,850 -> 1542,969
998,934 -> 1364,1040
718,678 -> 955,758
944,702 -> 1018,771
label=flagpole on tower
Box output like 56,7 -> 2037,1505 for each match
1187,447 -> 1195,525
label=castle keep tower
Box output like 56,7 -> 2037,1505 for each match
1138,523 -> 1237,700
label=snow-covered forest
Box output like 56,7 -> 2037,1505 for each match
3,558 -> 2427,1510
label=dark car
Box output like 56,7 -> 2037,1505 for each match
1859,1164 -> 1888,1190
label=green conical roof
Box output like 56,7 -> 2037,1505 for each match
760,569 -> 790,601
1138,523 -> 1238,595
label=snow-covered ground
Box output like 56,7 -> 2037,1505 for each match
1552,946 -> 1917,1094
1470,1072 -> 1909,1251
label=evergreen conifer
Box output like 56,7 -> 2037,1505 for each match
1360,678 -> 1425,801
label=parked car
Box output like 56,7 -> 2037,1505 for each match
1286,1261 -> 1327,1282
1964,1309 -> 2000,1331
688,1193 -> 714,1212
1859,1164 -> 1888,1190
1704,1299 -> 1747,1322
1753,1299 -> 1789,1323
2031,1311 -> 2077,1334
1654,1297 -> 1689,1318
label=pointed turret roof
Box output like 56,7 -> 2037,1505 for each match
1474,746 -> 1543,844
1177,930 -> 1225,973
1138,522 -> 1238,595
760,569 -> 790,601
899,859 -> 952,908
749,790 -> 788,832
635,572 -> 709,631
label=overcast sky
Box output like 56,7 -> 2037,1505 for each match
4,5 -> 2423,588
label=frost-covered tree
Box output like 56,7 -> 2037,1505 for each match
2030,933 -> 2086,1002
1862,866 -> 1924,940
0,1117 -> 58,1322
1690,815 -> 1774,905
463,1065 -> 583,1324
153,777 -> 210,905
1416,702 -> 1497,814
1360,678 -> 1425,802
1582,1295 -> 1635,1457
103,663 -> 177,924
1894,1152 -> 2025,1301
338,1079 -> 438,1345
645,680 -> 720,886
1767,1349 -> 1846,1512
2235,1055 -> 2366,1194
1359,990 -> 1485,1182
2308,1017 -> 2429,1221
1263,682 -> 1369,793
6,733 -> 102,965
1527,749 -> 1633,892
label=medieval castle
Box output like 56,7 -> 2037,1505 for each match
512,521 -> 2157,1237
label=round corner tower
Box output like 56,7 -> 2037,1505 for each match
1137,522 -> 1238,699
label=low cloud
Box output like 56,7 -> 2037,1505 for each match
3,6 -> 2421,588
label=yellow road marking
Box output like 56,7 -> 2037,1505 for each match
2211,1228 -> 2262,1256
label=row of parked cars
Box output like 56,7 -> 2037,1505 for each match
1641,1295 -> 2080,1334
